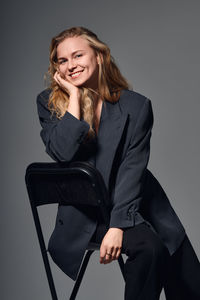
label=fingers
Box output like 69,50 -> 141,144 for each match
100,243 -> 110,264
53,71 -> 66,85
53,71 -> 66,86
53,71 -> 80,97
116,247 -> 122,260
53,71 -> 60,85
104,252 -> 113,264
99,228 -> 123,264
100,244 -> 106,264
100,245 -> 122,264
109,247 -> 122,262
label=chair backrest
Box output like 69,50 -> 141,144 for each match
25,161 -> 110,224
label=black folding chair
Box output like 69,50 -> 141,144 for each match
25,161 -> 125,300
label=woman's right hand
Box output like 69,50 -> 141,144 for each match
54,71 -> 81,119
54,71 -> 81,98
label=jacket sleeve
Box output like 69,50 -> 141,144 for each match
36,90 -> 90,161
109,98 -> 154,229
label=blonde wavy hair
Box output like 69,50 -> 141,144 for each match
47,26 -> 130,137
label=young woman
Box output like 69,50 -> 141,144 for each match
37,27 -> 200,300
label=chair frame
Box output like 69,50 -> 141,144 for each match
25,161 -> 125,300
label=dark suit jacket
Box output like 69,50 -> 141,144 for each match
37,89 -> 185,280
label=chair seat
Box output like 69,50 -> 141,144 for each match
87,242 -> 101,250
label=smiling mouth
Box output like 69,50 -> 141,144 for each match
70,70 -> 84,78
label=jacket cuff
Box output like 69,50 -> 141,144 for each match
62,111 -> 90,144
109,207 -> 145,229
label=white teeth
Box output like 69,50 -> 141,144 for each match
71,71 -> 82,78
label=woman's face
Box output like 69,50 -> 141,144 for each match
56,36 -> 100,90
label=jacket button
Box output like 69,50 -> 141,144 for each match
127,211 -> 131,220
58,219 -> 63,225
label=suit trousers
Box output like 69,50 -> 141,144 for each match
163,234 -> 200,300
90,222 -> 200,300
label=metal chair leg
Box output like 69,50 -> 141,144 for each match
31,205 -> 58,300
69,250 -> 94,300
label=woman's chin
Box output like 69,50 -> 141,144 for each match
69,79 -> 85,87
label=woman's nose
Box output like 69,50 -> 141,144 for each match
68,59 -> 76,71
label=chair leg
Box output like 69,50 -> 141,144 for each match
31,206 -> 58,300
118,254 -> 125,281
69,250 -> 94,300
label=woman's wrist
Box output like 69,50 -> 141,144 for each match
109,227 -> 124,233
69,89 -> 81,102
67,91 -> 81,120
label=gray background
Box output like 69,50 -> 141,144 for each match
1,0 -> 200,299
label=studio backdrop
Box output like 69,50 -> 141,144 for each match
1,1 -> 200,299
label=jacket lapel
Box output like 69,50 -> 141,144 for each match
95,98 -> 128,189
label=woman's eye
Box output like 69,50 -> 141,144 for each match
59,59 -> 67,65
75,54 -> 82,58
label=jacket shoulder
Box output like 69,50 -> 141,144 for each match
119,89 -> 150,109
36,88 -> 54,120
37,88 -> 52,106
119,89 -> 152,120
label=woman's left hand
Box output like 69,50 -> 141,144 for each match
100,228 -> 123,264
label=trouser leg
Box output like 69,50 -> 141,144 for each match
164,234 -> 200,300
90,222 -> 170,300
122,223 -> 170,300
